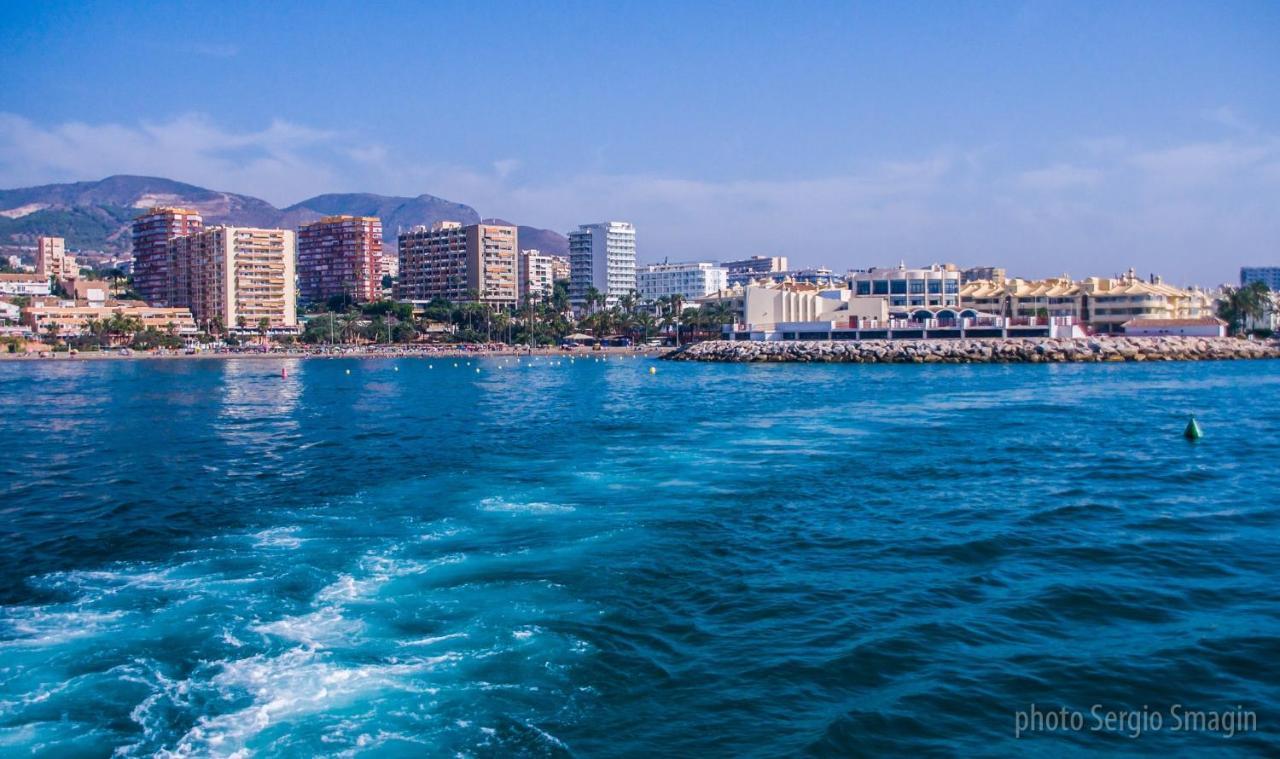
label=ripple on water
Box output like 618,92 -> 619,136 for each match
0,358 -> 1278,755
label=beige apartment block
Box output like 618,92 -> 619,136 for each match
170,226 -> 296,331
960,269 -> 1215,332
36,236 -> 77,280
22,301 -> 197,336
518,249 -> 557,305
398,221 -> 518,306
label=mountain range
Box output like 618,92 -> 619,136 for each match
0,175 -> 567,259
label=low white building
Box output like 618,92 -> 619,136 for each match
849,263 -> 961,309
722,283 -> 1084,341
1122,317 -> 1227,337
742,284 -> 887,326
638,261 -> 727,302
0,274 -> 51,296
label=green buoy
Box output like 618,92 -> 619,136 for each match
1184,416 -> 1203,441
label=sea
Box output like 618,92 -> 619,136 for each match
0,355 -> 1277,757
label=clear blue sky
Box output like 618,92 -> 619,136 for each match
1,0 -> 1277,284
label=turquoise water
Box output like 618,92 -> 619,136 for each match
1,356 -> 1277,756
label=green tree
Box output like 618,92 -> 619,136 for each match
1217,281 -> 1270,335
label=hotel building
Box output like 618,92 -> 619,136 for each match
518,249 -> 557,305
169,226 -> 296,331
397,221 -> 518,306
849,263 -> 962,309
959,269 -> 1215,333
22,302 -> 197,337
1241,267 -> 1280,291
723,255 -> 789,286
297,215 -> 384,304
36,237 -> 77,280
132,207 -> 203,306
637,261 -> 728,302
568,221 -> 636,309
960,266 -> 1006,284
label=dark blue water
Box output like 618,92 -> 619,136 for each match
1,356 -> 1277,757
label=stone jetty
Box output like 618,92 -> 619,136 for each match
666,336 -> 1280,364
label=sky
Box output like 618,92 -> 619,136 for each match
0,0 -> 1277,285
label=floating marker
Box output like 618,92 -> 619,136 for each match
429,364 -> 433,369
475,367 -> 481,373
649,366 -> 657,375
393,366 -> 399,372
1184,416 -> 1203,441
345,368 -> 351,375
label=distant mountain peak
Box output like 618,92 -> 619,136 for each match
0,176 -> 567,257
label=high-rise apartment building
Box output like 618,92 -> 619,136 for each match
296,215 -> 383,304
36,236 -> 77,280
169,226 -> 296,331
397,221 -> 518,306
132,207 -> 203,305
568,221 -> 636,309
637,261 -> 728,302
1241,267 -> 1280,291
518,249 -> 558,305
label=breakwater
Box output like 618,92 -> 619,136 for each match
667,336 -> 1280,363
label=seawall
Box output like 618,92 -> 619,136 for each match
665,337 -> 1280,363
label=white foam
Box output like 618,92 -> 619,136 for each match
478,497 -> 574,514
251,608 -> 362,647
250,527 -> 305,549
315,552 -> 465,604
161,647 -> 457,757
397,632 -> 468,647
0,608 -> 128,648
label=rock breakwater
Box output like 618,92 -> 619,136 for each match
666,337 -> 1280,363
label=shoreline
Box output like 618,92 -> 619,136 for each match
665,336 -> 1280,363
0,345 -> 668,362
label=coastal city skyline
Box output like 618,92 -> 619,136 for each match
2,2 -> 1278,284
3,3 -> 1279,756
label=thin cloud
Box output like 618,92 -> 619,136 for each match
1018,163 -> 1103,190
0,112 -> 1277,285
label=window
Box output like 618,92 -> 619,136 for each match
856,281 -> 871,295
890,280 -> 907,294
927,280 -> 942,294
873,281 -> 889,295
909,280 -> 925,294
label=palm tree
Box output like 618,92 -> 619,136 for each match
1217,281 -> 1270,335
698,301 -> 732,340
340,312 -> 361,344
257,317 -> 270,344
634,311 -> 656,343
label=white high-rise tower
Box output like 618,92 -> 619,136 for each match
568,221 -> 636,310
